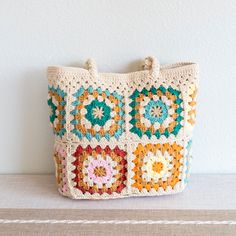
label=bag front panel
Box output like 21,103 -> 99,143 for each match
47,61 -> 198,199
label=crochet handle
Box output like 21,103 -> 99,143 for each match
143,56 -> 160,78
86,58 -> 98,78
86,56 -> 160,78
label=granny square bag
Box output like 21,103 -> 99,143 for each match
47,56 -> 199,199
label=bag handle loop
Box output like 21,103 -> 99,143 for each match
85,58 -> 98,78
85,56 -> 160,78
143,56 -> 160,78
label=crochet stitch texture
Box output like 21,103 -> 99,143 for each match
47,56 -> 199,199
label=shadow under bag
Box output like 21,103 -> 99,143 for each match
47,56 -> 199,199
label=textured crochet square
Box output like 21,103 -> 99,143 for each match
47,56 -> 199,199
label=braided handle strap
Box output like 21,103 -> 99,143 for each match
143,56 -> 160,78
85,58 -> 98,78
85,56 -> 160,78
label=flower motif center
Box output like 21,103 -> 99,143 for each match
86,156 -> 115,186
144,100 -> 168,124
85,100 -> 111,126
142,151 -> 173,182
93,166 -> 107,177
152,161 -> 163,173
92,107 -> 104,119
150,106 -> 163,117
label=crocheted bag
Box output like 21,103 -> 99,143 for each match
47,56 -> 199,199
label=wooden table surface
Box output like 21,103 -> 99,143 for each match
0,174 -> 235,235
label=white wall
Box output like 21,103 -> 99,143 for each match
0,0 -> 235,174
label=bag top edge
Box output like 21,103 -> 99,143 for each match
47,62 -> 198,77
